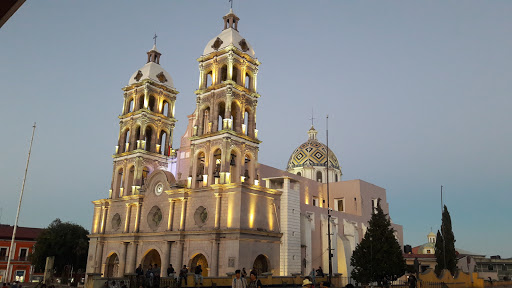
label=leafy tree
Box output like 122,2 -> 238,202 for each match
434,205 -> 457,276
350,199 -> 406,286
30,219 -> 89,278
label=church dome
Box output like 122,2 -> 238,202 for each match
129,45 -> 175,89
287,126 -> 341,170
203,9 -> 255,57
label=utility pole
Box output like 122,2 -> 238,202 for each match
5,123 -> 36,282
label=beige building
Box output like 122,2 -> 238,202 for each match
86,9 -> 403,279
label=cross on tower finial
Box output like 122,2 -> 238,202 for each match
309,108 -> 316,126
153,33 -> 158,46
229,0 -> 233,9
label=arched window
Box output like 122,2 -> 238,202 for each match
160,131 -> 167,155
316,171 -> 322,183
117,168 -> 124,197
220,65 -> 228,82
148,95 -> 156,112
231,101 -> 239,132
196,152 -> 206,185
142,167 -> 150,186
145,126 -> 153,152
229,151 -> 238,183
335,173 -> 338,182
206,71 -> 213,87
127,166 -> 135,194
138,95 -> 144,110
163,101 -> 169,117
213,149 -> 222,181
203,108 -> 210,134
232,66 -> 240,84
244,111 -> 249,135
134,126 -> 141,149
127,99 -> 134,113
243,154 -> 252,182
217,102 -> 225,131
297,172 -> 301,177
123,129 -> 130,152
245,73 -> 251,90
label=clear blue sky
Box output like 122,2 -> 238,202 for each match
1,1 -> 511,257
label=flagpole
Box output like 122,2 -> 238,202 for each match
5,123 -> 36,282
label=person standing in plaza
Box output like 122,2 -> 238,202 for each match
194,265 -> 203,286
232,270 -> 247,288
247,271 -> 261,288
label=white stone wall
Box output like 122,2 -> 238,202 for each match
279,178 -> 302,276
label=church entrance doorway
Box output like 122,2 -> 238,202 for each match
189,253 -> 208,277
106,253 -> 120,277
252,254 -> 269,275
142,249 -> 161,272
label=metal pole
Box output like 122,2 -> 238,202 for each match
326,115 -> 333,283
6,123 -> 36,282
441,185 -> 446,270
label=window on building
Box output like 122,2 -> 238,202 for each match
488,265 -> 494,271
371,198 -> 378,213
0,247 -> 7,261
316,171 -> 322,182
312,197 -> 319,207
503,265 -> 508,271
426,249 -> 431,254
19,248 -> 28,261
334,198 -> 345,212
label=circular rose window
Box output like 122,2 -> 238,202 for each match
147,206 -> 163,230
112,213 -> 121,231
194,206 -> 208,227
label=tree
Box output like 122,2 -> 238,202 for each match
434,205 -> 457,276
30,219 -> 89,279
350,199 -> 406,286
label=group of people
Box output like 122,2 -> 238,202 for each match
135,264 -> 161,288
231,269 -> 262,288
103,280 -> 128,288
1,282 -> 22,288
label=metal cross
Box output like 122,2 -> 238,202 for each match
309,108 -> 316,126
229,0 -> 233,9
153,33 -> 158,46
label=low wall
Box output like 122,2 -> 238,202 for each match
86,273 -> 347,288
419,269 -> 484,288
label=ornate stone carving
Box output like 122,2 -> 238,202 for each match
156,72 -> 168,83
211,37 -> 223,50
239,39 -> 249,52
134,70 -> 143,82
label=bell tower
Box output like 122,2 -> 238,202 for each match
110,43 -> 179,198
188,9 -> 261,188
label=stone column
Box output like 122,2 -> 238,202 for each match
168,200 -> 175,231
214,193 -> 222,229
210,240 -> 219,277
125,241 -> 138,274
199,64 -> 205,89
118,242 -> 128,277
144,85 -> 149,109
161,241 -> 171,277
227,53 -> 234,81
124,204 -> 131,233
253,68 -> 258,92
176,241 -> 184,268
100,205 -> 109,234
134,203 -> 142,233
95,241 -> 104,274
179,198 -> 188,231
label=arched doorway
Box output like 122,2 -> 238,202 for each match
106,253 -> 119,277
252,254 -> 269,275
189,253 -> 208,277
142,249 -> 162,272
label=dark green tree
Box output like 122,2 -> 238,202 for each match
350,199 -> 406,286
434,205 -> 457,276
30,219 -> 89,279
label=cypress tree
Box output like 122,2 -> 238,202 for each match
434,205 -> 457,276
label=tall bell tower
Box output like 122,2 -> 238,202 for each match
111,44 -> 179,198
187,9 -> 261,188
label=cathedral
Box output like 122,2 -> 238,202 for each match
86,9 -> 403,279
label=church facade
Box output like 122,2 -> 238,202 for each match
86,9 -> 403,279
